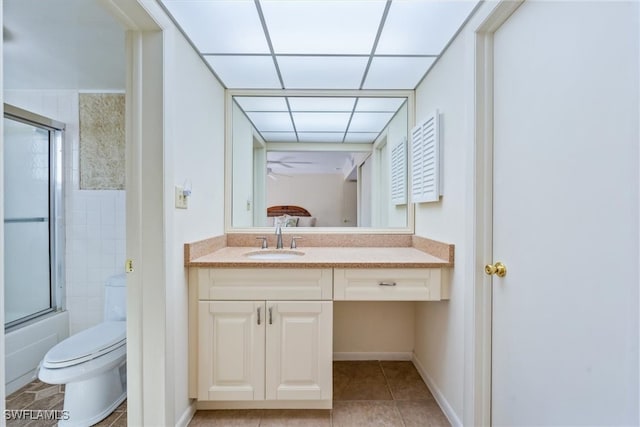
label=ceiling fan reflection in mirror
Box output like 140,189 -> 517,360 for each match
267,158 -> 314,169
267,167 -> 291,181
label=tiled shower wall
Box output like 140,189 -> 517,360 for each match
5,90 -> 126,334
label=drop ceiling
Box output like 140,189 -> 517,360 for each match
160,0 -> 479,143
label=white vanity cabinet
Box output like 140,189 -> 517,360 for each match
191,268 -> 333,407
333,268 -> 449,301
197,300 -> 264,401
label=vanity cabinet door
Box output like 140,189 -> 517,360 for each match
265,301 -> 333,401
198,301 -> 265,401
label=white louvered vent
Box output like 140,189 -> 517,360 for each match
390,136 -> 407,205
411,111 -> 441,203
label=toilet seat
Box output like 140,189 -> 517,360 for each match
43,321 -> 126,369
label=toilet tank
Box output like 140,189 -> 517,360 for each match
104,273 -> 127,321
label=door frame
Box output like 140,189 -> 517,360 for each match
468,1 -> 523,425
101,0 -> 167,425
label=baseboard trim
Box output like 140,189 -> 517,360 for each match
333,352 -> 413,361
196,400 -> 332,410
412,354 -> 462,427
175,401 -> 196,427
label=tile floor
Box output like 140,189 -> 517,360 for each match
5,361 -> 448,427
5,380 -> 126,427
189,360 -> 450,427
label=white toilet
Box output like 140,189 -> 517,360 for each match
39,273 -> 127,427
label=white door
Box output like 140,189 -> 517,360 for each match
265,301 -> 333,401
198,301 -> 265,401
490,1 -> 638,425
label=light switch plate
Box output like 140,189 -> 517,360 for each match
175,186 -> 188,209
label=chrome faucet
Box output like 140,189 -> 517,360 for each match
275,225 -> 284,249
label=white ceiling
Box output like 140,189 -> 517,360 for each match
3,0 -> 479,145
160,0 -> 480,144
159,0 -> 479,91
236,95 -> 405,143
3,0 -> 126,90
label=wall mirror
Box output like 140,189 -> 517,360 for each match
227,90 -> 414,232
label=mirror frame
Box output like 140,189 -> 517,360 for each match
224,89 -> 415,234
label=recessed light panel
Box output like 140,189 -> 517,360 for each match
376,0 -> 478,55
246,112 -> 294,132
260,0 -> 387,54
349,112 -> 395,132
288,97 -> 356,112
234,97 -> 288,112
161,0 -> 270,54
293,112 -> 351,132
344,132 -> 380,143
278,56 -> 369,89
363,56 -> 436,89
297,132 -> 346,143
260,132 -> 298,142
204,56 -> 281,89
356,98 -> 406,112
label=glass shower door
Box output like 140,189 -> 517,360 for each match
3,114 -> 60,327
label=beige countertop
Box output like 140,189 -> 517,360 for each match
188,246 -> 451,269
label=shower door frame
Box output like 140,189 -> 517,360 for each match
3,104 -> 65,330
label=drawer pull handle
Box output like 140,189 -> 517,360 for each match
268,306 -> 273,325
378,282 -> 397,287
257,306 -> 262,325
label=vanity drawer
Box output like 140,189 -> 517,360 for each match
333,268 -> 445,301
196,268 -> 333,301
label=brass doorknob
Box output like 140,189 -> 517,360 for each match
485,262 -> 507,277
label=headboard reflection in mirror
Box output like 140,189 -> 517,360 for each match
228,91 -> 414,231
266,205 -> 316,228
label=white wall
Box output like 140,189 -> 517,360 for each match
4,91 -> 126,335
267,173 -> 356,227
412,19 -> 469,420
161,15 -> 226,427
412,1 -> 639,425
334,302 -> 414,357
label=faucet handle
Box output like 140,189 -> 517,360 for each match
290,236 -> 302,249
256,236 -> 268,249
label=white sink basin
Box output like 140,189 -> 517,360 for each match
245,250 -> 305,260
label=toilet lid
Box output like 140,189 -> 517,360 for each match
43,321 -> 126,369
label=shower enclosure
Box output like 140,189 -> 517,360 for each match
3,104 -> 64,329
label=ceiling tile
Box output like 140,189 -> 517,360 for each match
234,97 -> 288,112
260,132 -> 298,142
356,97 -> 406,112
349,112 -> 395,132
162,0 -> 270,54
260,0 -> 387,54
363,56 -> 436,89
297,132 -> 346,143
204,56 -> 281,89
375,0 -> 478,55
277,56 -> 369,89
344,132 -> 380,143
288,97 -> 356,112
246,112 -> 294,132
292,112 -> 352,132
